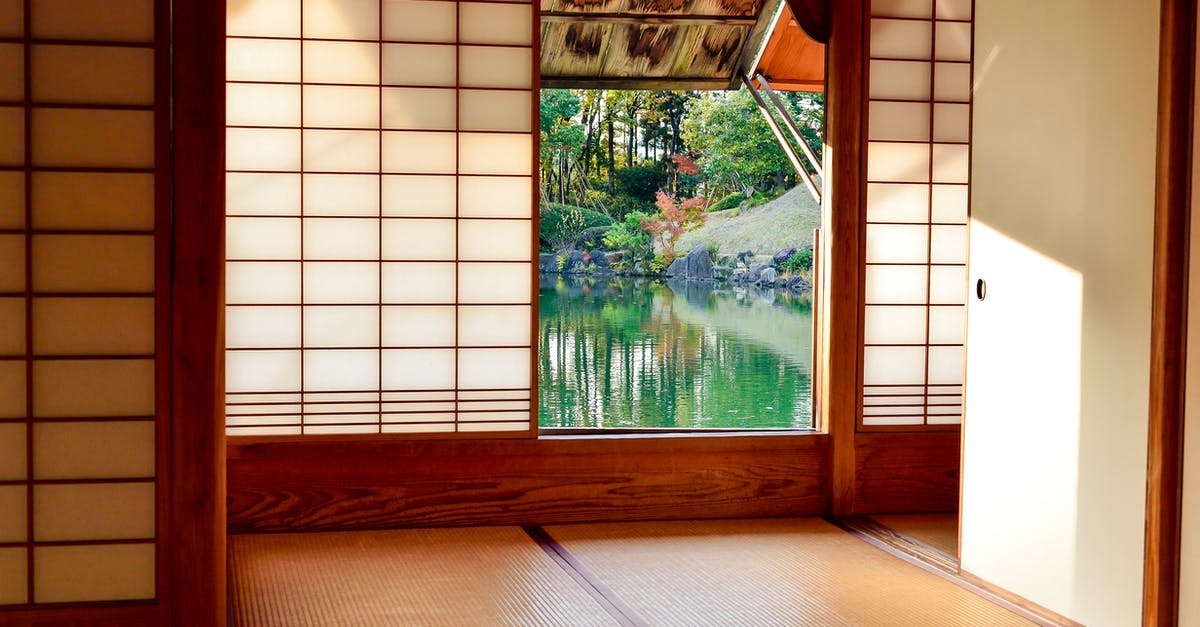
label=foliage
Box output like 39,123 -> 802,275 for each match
705,244 -> 720,265
649,252 -> 675,274
641,190 -> 707,258
607,194 -> 654,222
707,192 -> 745,213
601,211 -> 653,259
779,248 -> 814,275
615,165 -> 667,201
540,203 -> 613,252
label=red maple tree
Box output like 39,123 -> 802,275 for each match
641,190 -> 707,258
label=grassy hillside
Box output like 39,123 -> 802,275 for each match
676,186 -> 821,258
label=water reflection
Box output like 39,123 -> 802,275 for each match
538,275 -> 813,429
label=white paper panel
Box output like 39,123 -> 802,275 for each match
304,217 -> 380,259
32,45 -> 154,105
459,348 -> 529,389
382,131 -> 456,173
0,0 -> 22,37
32,235 -> 154,293
0,235 -> 22,292
459,90 -> 531,132
0,171 -> 23,229
458,400 -> 529,411
227,350 -> 302,392
382,218 -> 456,260
304,349 -> 379,390
228,0 -> 300,36
382,87 -> 455,130
869,60 -> 931,101
459,46 -> 531,88
458,389 -> 527,400
227,217 -> 300,259
458,219 -> 530,261
382,43 -> 456,86
227,38 -> 301,83
0,423 -> 23,479
382,423 -> 454,433
459,133 -> 532,175
932,143 -> 969,183
304,129 -> 380,172
33,108 -> 153,168
865,224 -> 928,263
927,414 -> 961,425
382,305 -> 455,346
0,362 -> 25,418
303,0 -> 379,39
933,61 -> 970,102
304,306 -> 379,346
931,184 -> 968,222
32,359 -> 154,418
459,3 -> 531,45
866,183 -> 929,223
870,19 -> 932,60
932,103 -> 969,142
227,128 -> 302,171
381,262 -> 456,303
304,174 -> 379,216
459,421 -> 527,432
34,483 -> 154,541
0,486 -> 24,542
459,176 -> 531,218
34,544 -> 155,603
226,426 -> 303,435
304,85 -> 379,128
33,297 -> 155,355
935,21 -> 971,61
864,305 -> 926,345
928,305 -> 966,344
382,175 -> 456,217
458,262 -> 530,303
226,83 -> 301,128
935,0 -> 971,20
0,298 -> 23,355
867,141 -> 929,182
227,173 -> 301,216
0,44 -> 21,102
226,262 -> 301,303
0,548 -> 24,605
381,348 -> 455,389
32,0 -> 154,42
303,40 -> 379,84
382,0 -> 456,42
227,305 -> 301,348
928,345 -> 964,384
930,224 -> 968,263
868,101 -> 929,142
871,0 -> 931,18
303,262 -> 379,303
929,265 -> 967,304
863,346 -> 926,386
865,265 -> 927,304
458,305 -> 530,346
0,107 -> 20,166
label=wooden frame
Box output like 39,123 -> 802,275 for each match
1144,0 -> 1196,623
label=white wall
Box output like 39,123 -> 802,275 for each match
960,1 -> 1158,625
1180,10 -> 1200,622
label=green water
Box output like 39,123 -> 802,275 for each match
538,276 -> 814,429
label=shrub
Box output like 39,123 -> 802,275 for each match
607,194 -> 654,222
615,165 -> 667,201
707,192 -> 744,213
779,248 -> 814,275
642,190 -> 707,258
540,203 -> 613,251
602,211 -> 653,259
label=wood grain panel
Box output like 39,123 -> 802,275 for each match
0,603 -> 161,627
227,434 -> 828,532
853,431 -> 960,514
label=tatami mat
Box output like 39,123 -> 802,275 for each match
870,513 -> 959,557
545,518 -> 1031,626
229,527 -> 616,626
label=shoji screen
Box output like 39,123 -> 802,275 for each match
225,0 -> 536,436
0,0 -> 163,608
861,0 -> 971,427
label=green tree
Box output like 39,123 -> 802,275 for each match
540,90 -> 585,204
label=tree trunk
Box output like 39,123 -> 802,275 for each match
607,114 -> 615,194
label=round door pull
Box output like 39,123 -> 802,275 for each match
976,278 -> 986,301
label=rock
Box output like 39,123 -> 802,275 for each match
773,247 -> 798,266
561,250 -> 585,274
539,253 -> 558,273
718,255 -> 735,267
737,250 -> 754,267
787,276 -> 811,293
683,245 -> 714,280
589,250 -> 608,267
760,267 -> 777,284
632,261 -> 646,275
666,256 -> 686,277
745,262 -> 769,283
576,225 -> 611,250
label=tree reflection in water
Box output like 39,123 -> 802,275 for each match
538,275 -> 813,429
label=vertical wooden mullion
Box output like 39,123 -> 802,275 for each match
454,0 -> 461,433
299,0 -> 306,436
378,0 -> 384,435
923,2 -> 935,426
22,0 -> 33,606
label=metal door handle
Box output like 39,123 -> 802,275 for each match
976,278 -> 986,301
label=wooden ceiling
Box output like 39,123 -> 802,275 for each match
752,2 -> 825,92
539,0 -> 784,89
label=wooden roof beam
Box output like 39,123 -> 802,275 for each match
541,12 -> 758,26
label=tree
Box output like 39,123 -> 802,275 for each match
642,190 -> 707,258
539,90 -> 585,204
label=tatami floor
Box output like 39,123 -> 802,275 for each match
230,517 -> 1029,626
869,512 -> 959,557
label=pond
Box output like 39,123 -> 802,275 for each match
538,275 -> 814,429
